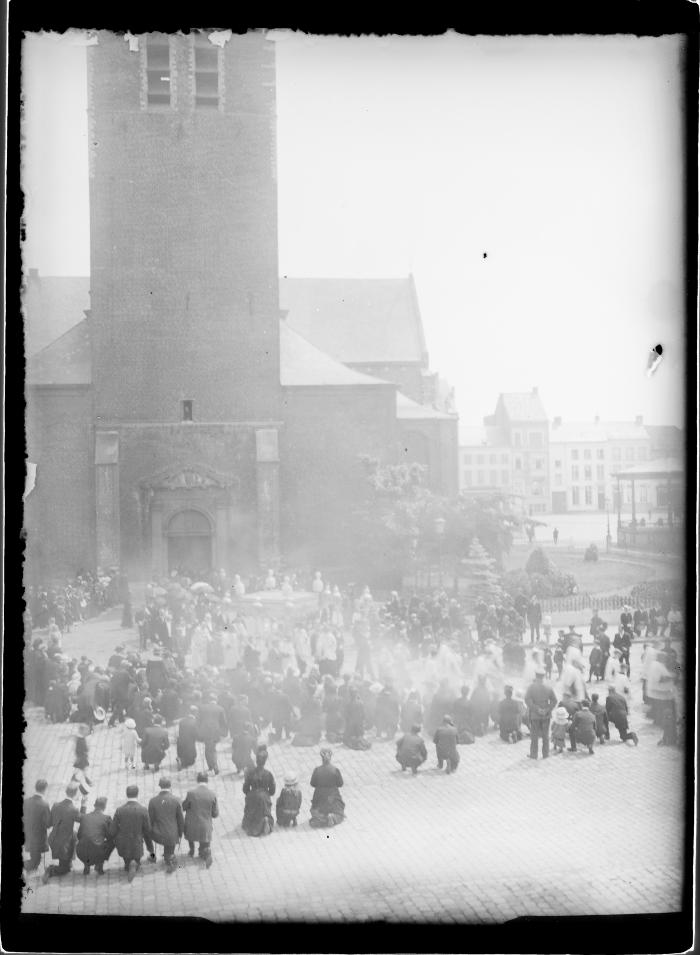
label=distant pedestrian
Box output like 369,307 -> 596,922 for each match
42,785 -> 87,882
148,778 -> 184,874
73,724 -> 90,771
122,717 -> 140,770
498,686 -> 522,743
396,723 -> 428,773
605,685 -> 639,746
141,716 -> 169,772
553,527 -> 559,545
23,779 -> 50,872
551,707 -> 570,754
524,668 -> 557,760
526,597 -> 542,644
183,772 -> 218,865
76,797 -> 113,876
176,706 -> 199,770
571,699 -> 597,755
589,693 -> 609,744
110,785 -> 155,883
433,715 -> 460,774
242,746 -> 276,837
309,748 -> 345,827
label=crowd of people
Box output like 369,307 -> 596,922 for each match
23,566 -> 684,884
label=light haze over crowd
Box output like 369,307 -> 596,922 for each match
21,30 -> 685,427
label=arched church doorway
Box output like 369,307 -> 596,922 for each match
166,509 -> 213,578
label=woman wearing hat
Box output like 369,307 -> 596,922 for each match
309,748 -> 345,828
242,746 -> 276,836
176,707 -> 199,770
275,772 -> 302,827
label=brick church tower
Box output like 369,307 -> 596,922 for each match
87,31 -> 283,576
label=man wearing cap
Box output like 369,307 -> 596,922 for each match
110,785 -> 155,883
182,772 -> 218,867
524,668 -> 557,759
23,779 -> 50,872
433,715 -> 460,774
148,778 -> 184,874
42,784 -> 87,882
76,796 -> 114,876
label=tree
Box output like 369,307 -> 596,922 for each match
459,538 -> 503,605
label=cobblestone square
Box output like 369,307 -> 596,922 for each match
20,610 -> 686,924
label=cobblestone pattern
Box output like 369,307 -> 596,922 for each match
21,612 -> 685,922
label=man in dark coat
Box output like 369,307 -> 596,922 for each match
110,785 -> 155,882
108,665 -> 134,727
605,685 -> 639,745
228,694 -> 254,737
176,706 -> 199,769
197,695 -> 228,775
498,685 -> 522,743
42,784 -> 86,881
76,797 -> 114,875
269,685 -> 294,742
524,669 -> 557,760
396,723 -> 428,774
433,715 -> 460,773
23,779 -> 50,872
148,778 -> 184,874
141,716 -> 170,771
526,597 -> 542,644
182,773 -> 218,868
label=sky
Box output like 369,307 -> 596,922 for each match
20,30 -> 686,427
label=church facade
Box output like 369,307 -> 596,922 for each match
24,32 -> 458,584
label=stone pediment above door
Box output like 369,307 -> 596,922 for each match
140,465 -> 238,492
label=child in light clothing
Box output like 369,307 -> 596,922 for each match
275,772 -> 302,827
551,707 -> 571,754
122,717 -> 140,770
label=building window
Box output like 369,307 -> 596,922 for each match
596,464 -> 604,481
640,485 -> 647,504
463,454 -> 472,465
501,470 -> 509,485
477,471 -> 485,485
501,454 -> 508,464
529,432 -> 543,448
463,472 -> 472,486
514,457 -> 522,470
194,35 -> 220,107
489,470 -> 498,485
555,473 -> 562,486
554,459 -> 562,469
513,432 -> 521,447
534,458 -> 544,471
583,448 -> 591,460
477,454 -> 485,465
489,454 -> 497,465
146,38 -> 172,106
625,447 -> 634,460
571,449 -> 579,460
584,487 -> 592,505
584,465 -> 592,481
532,482 -> 542,496
182,400 -> 193,421
597,448 -> 605,459
572,466 -> 579,481
572,487 -> 580,506
613,447 -> 621,461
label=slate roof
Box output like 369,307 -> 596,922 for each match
279,321 -> 391,388
496,391 -> 548,422
23,274 -> 90,356
27,319 -> 91,386
549,421 -> 649,443
396,391 -> 455,420
279,276 -> 428,365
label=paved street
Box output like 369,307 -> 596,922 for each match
21,610 -> 685,923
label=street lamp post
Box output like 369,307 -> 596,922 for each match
434,516 -> 446,590
605,498 -> 611,553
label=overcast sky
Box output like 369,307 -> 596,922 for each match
21,30 -> 686,427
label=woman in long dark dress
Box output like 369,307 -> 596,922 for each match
309,748 -> 345,828
176,706 -> 199,769
242,746 -> 276,836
